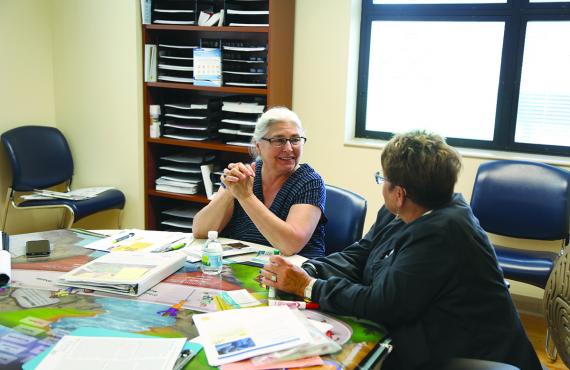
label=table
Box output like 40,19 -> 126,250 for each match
0,229 -> 391,369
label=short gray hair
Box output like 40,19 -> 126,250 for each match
250,107 -> 305,157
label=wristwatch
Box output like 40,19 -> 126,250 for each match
304,278 -> 316,300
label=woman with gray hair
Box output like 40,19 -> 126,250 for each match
192,107 -> 326,258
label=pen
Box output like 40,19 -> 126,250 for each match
268,299 -> 319,310
173,349 -> 194,370
160,242 -> 186,253
113,232 -> 135,243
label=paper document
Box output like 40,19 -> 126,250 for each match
182,241 -> 257,263
35,335 -> 186,370
23,187 -> 115,201
82,229 -> 188,253
193,306 -> 312,366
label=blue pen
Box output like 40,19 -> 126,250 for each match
113,232 -> 135,243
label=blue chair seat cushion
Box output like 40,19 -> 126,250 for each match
18,189 -> 125,221
494,245 -> 558,288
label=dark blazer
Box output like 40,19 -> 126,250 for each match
305,194 -> 542,370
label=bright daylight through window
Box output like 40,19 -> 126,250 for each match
356,1 -> 570,155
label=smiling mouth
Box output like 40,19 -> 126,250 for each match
279,156 -> 295,161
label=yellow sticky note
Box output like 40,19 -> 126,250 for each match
114,267 -> 149,280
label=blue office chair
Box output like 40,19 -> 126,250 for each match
1,125 -> 126,229
324,184 -> 367,255
471,159 -> 570,360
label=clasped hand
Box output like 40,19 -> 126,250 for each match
222,162 -> 255,200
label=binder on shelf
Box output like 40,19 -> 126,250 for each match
194,48 -> 222,87
144,44 -> 157,82
57,251 -> 186,296
140,0 -> 152,24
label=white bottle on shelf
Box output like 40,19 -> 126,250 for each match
149,104 -> 161,138
201,231 -> 223,275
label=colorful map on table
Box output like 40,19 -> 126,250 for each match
0,287 -> 202,370
5,230 -> 391,369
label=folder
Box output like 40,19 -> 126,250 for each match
56,251 -> 186,296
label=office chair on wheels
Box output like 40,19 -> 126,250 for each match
323,184 -> 367,255
1,125 -> 126,230
470,159 -> 570,361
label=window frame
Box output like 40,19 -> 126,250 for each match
355,0 -> 570,156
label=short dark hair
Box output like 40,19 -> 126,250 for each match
381,130 -> 462,209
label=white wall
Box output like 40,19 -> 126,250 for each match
51,0 -> 144,229
0,0 -> 144,232
0,0 -> 58,233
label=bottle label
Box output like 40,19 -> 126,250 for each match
202,254 -> 222,268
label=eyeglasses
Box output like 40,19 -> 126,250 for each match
261,136 -> 307,148
374,171 -> 386,185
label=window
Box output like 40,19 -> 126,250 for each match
356,1 -> 570,155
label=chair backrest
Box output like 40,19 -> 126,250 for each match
470,160 -> 570,241
324,184 -> 367,255
543,248 -> 570,367
1,125 -> 74,191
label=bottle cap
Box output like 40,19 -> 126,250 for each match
207,231 -> 218,239
149,105 -> 161,118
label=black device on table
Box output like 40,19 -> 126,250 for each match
1,231 -> 8,251
25,240 -> 51,257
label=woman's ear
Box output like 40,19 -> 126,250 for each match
396,186 -> 407,208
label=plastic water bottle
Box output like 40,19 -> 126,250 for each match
202,231 -> 223,275
149,105 -> 161,138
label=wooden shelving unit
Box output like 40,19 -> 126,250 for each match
142,0 -> 295,230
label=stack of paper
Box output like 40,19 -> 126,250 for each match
225,0 -> 269,27
155,150 -> 218,195
193,306 -> 312,366
197,10 -> 224,27
83,229 -> 187,253
161,205 -> 202,231
23,327 -> 201,370
222,42 -> 268,88
218,96 -> 265,147
154,7 -> 195,25
21,187 -> 115,201
161,100 -> 221,142
157,43 -> 197,84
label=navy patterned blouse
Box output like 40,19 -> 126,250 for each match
221,160 -> 326,258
